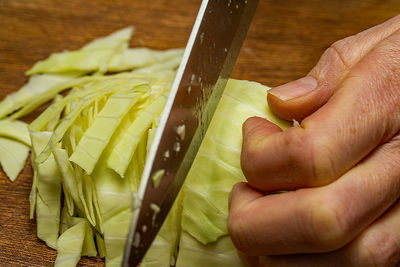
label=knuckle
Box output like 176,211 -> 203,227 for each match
329,40 -> 351,71
310,35 -> 356,81
310,135 -> 340,185
359,228 -> 400,266
322,35 -> 355,70
302,197 -> 349,251
283,128 -> 337,186
282,128 -> 312,166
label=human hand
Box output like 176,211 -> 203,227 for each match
228,15 -> 400,266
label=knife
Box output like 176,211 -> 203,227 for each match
123,0 -> 258,265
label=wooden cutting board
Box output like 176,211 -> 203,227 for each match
1,0 -> 399,265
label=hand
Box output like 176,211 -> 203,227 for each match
228,15 -> 400,266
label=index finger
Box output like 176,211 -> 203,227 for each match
242,28 -> 400,191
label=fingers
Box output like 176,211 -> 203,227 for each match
243,28 -> 400,191
267,14 -> 400,121
230,134 -> 400,256
344,199 -> 400,266
239,200 -> 400,267
228,182 -> 263,213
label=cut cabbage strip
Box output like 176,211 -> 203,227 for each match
96,232 -> 106,258
74,165 -> 96,227
0,137 -> 29,182
107,92 -> 167,177
102,209 -> 132,266
92,158 -> 132,226
107,48 -> 183,72
35,78 -> 149,164
29,159 -> 38,218
51,146 -> 85,214
28,74 -> 146,132
60,206 -> 97,257
175,232 -> 246,267
55,220 -> 86,267
0,119 -> 31,146
70,90 -> 141,174
0,74 -> 78,119
30,131 -> 62,249
141,191 -> 184,267
27,27 -> 133,75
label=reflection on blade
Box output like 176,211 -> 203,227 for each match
123,0 -> 259,266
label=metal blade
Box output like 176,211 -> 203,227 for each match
123,0 -> 258,265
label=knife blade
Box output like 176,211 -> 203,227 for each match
123,0 -> 258,265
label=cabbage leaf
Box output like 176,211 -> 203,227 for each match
27,27 -> 133,75
180,79 -> 291,245
0,27 -> 296,267
0,137 -> 29,181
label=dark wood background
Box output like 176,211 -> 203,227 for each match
1,0 -> 399,266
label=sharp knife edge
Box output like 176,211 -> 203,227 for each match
123,1 -> 259,265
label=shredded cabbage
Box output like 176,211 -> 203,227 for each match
26,27 -> 134,75
0,137 -> 29,181
0,27 -> 292,266
0,74 -> 78,119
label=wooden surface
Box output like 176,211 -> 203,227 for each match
1,0 -> 400,266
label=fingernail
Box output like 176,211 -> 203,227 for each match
268,76 -> 318,101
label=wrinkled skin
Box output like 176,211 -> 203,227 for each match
228,15 -> 400,266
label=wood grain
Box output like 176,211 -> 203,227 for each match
0,0 -> 399,265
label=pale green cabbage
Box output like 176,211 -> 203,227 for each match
0,74 -> 77,119
0,137 -> 29,181
180,79 -> 290,245
26,27 -> 134,75
0,119 -> 31,181
0,27 -> 292,267
0,119 -> 31,145
175,232 -> 246,267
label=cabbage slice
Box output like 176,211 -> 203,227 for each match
35,78 -> 149,164
180,79 -> 290,246
0,74 -> 77,119
107,92 -> 168,177
30,131 -> 62,249
0,137 -> 29,181
103,208 -> 132,266
59,206 -> 97,257
70,90 -> 141,174
55,214 -> 97,267
176,232 -> 246,267
141,191 -> 184,267
51,146 -> 85,215
55,220 -> 86,267
26,27 -> 133,75
0,119 -> 31,145
107,48 -> 183,72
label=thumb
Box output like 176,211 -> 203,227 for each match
267,15 -> 400,121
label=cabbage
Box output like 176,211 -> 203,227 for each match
30,131 -> 62,249
69,90 -> 141,174
107,48 -> 184,72
0,137 -> 29,182
180,79 -> 290,245
0,119 -> 31,181
0,27 -> 292,266
0,74 -> 77,119
175,232 -> 246,267
26,27 -> 134,75
0,119 -> 31,145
